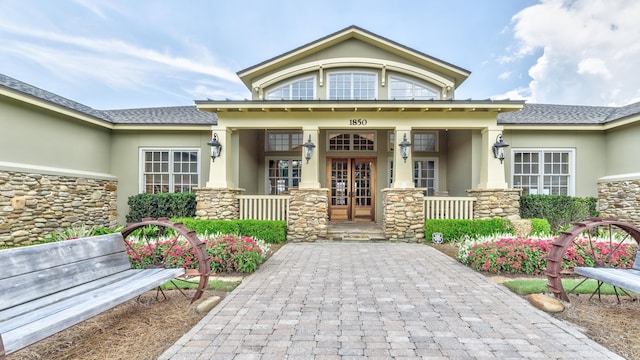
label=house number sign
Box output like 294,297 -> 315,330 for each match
349,118 -> 367,126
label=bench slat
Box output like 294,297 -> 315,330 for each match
0,253 -> 132,311
0,234 -> 127,280
0,269 -> 137,324
574,267 -> 640,293
1,267 -> 184,354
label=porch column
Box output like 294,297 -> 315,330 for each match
477,126 -> 508,189
299,127 -> 320,189
392,127 -> 414,189
206,126 -> 237,188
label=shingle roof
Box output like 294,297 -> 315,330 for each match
0,73 -> 110,122
103,106 -> 217,125
0,73 -> 217,126
498,102 -> 640,125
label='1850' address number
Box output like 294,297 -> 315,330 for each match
349,118 -> 367,126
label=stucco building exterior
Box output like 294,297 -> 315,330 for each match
1,26 -> 639,245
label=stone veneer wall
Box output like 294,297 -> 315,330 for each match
466,188 -> 522,220
382,188 -> 425,243
0,171 -> 118,246
194,187 -> 245,220
598,176 -> 640,226
287,188 -> 328,242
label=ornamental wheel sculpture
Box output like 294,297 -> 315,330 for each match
121,218 -> 211,303
546,218 -> 640,302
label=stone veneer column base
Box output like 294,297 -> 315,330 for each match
194,187 -> 245,220
287,188 -> 328,242
598,175 -> 640,226
466,188 -> 522,220
382,188 -> 425,243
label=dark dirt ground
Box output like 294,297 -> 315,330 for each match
8,243 -> 639,360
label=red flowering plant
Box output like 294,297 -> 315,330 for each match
458,235 -> 637,275
126,237 -> 199,270
204,234 -> 267,273
126,233 -> 270,273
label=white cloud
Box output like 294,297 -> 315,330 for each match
490,87 -> 531,102
0,22 -> 241,85
507,0 -> 640,106
498,71 -> 512,80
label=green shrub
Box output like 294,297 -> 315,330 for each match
237,220 -> 286,244
126,193 -> 196,223
424,218 -> 513,242
174,218 -> 241,235
529,218 -> 551,235
520,195 -> 598,232
173,218 -> 286,244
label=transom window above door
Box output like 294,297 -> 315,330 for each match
266,131 -> 303,151
265,76 -> 315,100
328,132 -> 376,151
389,76 -> 439,100
327,72 -> 377,100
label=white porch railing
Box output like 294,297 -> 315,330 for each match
236,195 -> 291,221
424,196 -> 477,220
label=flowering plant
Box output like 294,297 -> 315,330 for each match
457,235 -> 637,275
126,233 -> 270,273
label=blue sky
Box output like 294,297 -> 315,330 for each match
1,0 -> 638,110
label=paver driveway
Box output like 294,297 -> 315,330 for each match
160,242 -> 622,359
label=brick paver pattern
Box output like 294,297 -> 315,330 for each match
160,243 -> 623,359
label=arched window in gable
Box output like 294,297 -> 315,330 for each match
265,76 -> 315,100
327,71 -> 377,100
389,75 -> 439,100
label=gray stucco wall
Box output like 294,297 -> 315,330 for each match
502,130 -> 606,197
110,130 -> 212,224
605,123 -> 640,176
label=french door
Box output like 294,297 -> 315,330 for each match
327,158 -> 376,222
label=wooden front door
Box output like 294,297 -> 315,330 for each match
327,158 -> 376,222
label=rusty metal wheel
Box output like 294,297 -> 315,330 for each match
121,218 -> 211,303
546,218 -> 640,302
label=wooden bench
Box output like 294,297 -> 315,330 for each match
573,251 -> 640,300
0,232 -> 185,357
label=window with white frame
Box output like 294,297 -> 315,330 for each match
512,149 -> 575,195
389,76 -> 439,100
388,131 -> 438,152
266,132 -> 303,151
388,158 -> 438,196
413,132 -> 438,152
267,158 -> 302,194
328,72 -> 376,100
141,149 -> 200,194
265,76 -> 315,100
328,132 -> 375,151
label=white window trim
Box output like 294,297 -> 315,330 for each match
265,75 -> 316,100
265,156 -> 303,195
388,74 -> 440,100
265,131 -> 303,152
138,147 -> 201,193
413,157 -> 439,194
326,131 -> 377,152
326,71 -> 378,100
412,131 -> 439,152
511,148 -> 576,196
387,157 -> 439,193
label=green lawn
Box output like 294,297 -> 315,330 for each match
503,278 -> 632,296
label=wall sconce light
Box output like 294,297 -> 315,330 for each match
399,133 -> 412,163
207,133 -> 222,162
303,135 -> 315,164
492,133 -> 509,164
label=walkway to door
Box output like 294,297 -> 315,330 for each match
160,243 -> 622,359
